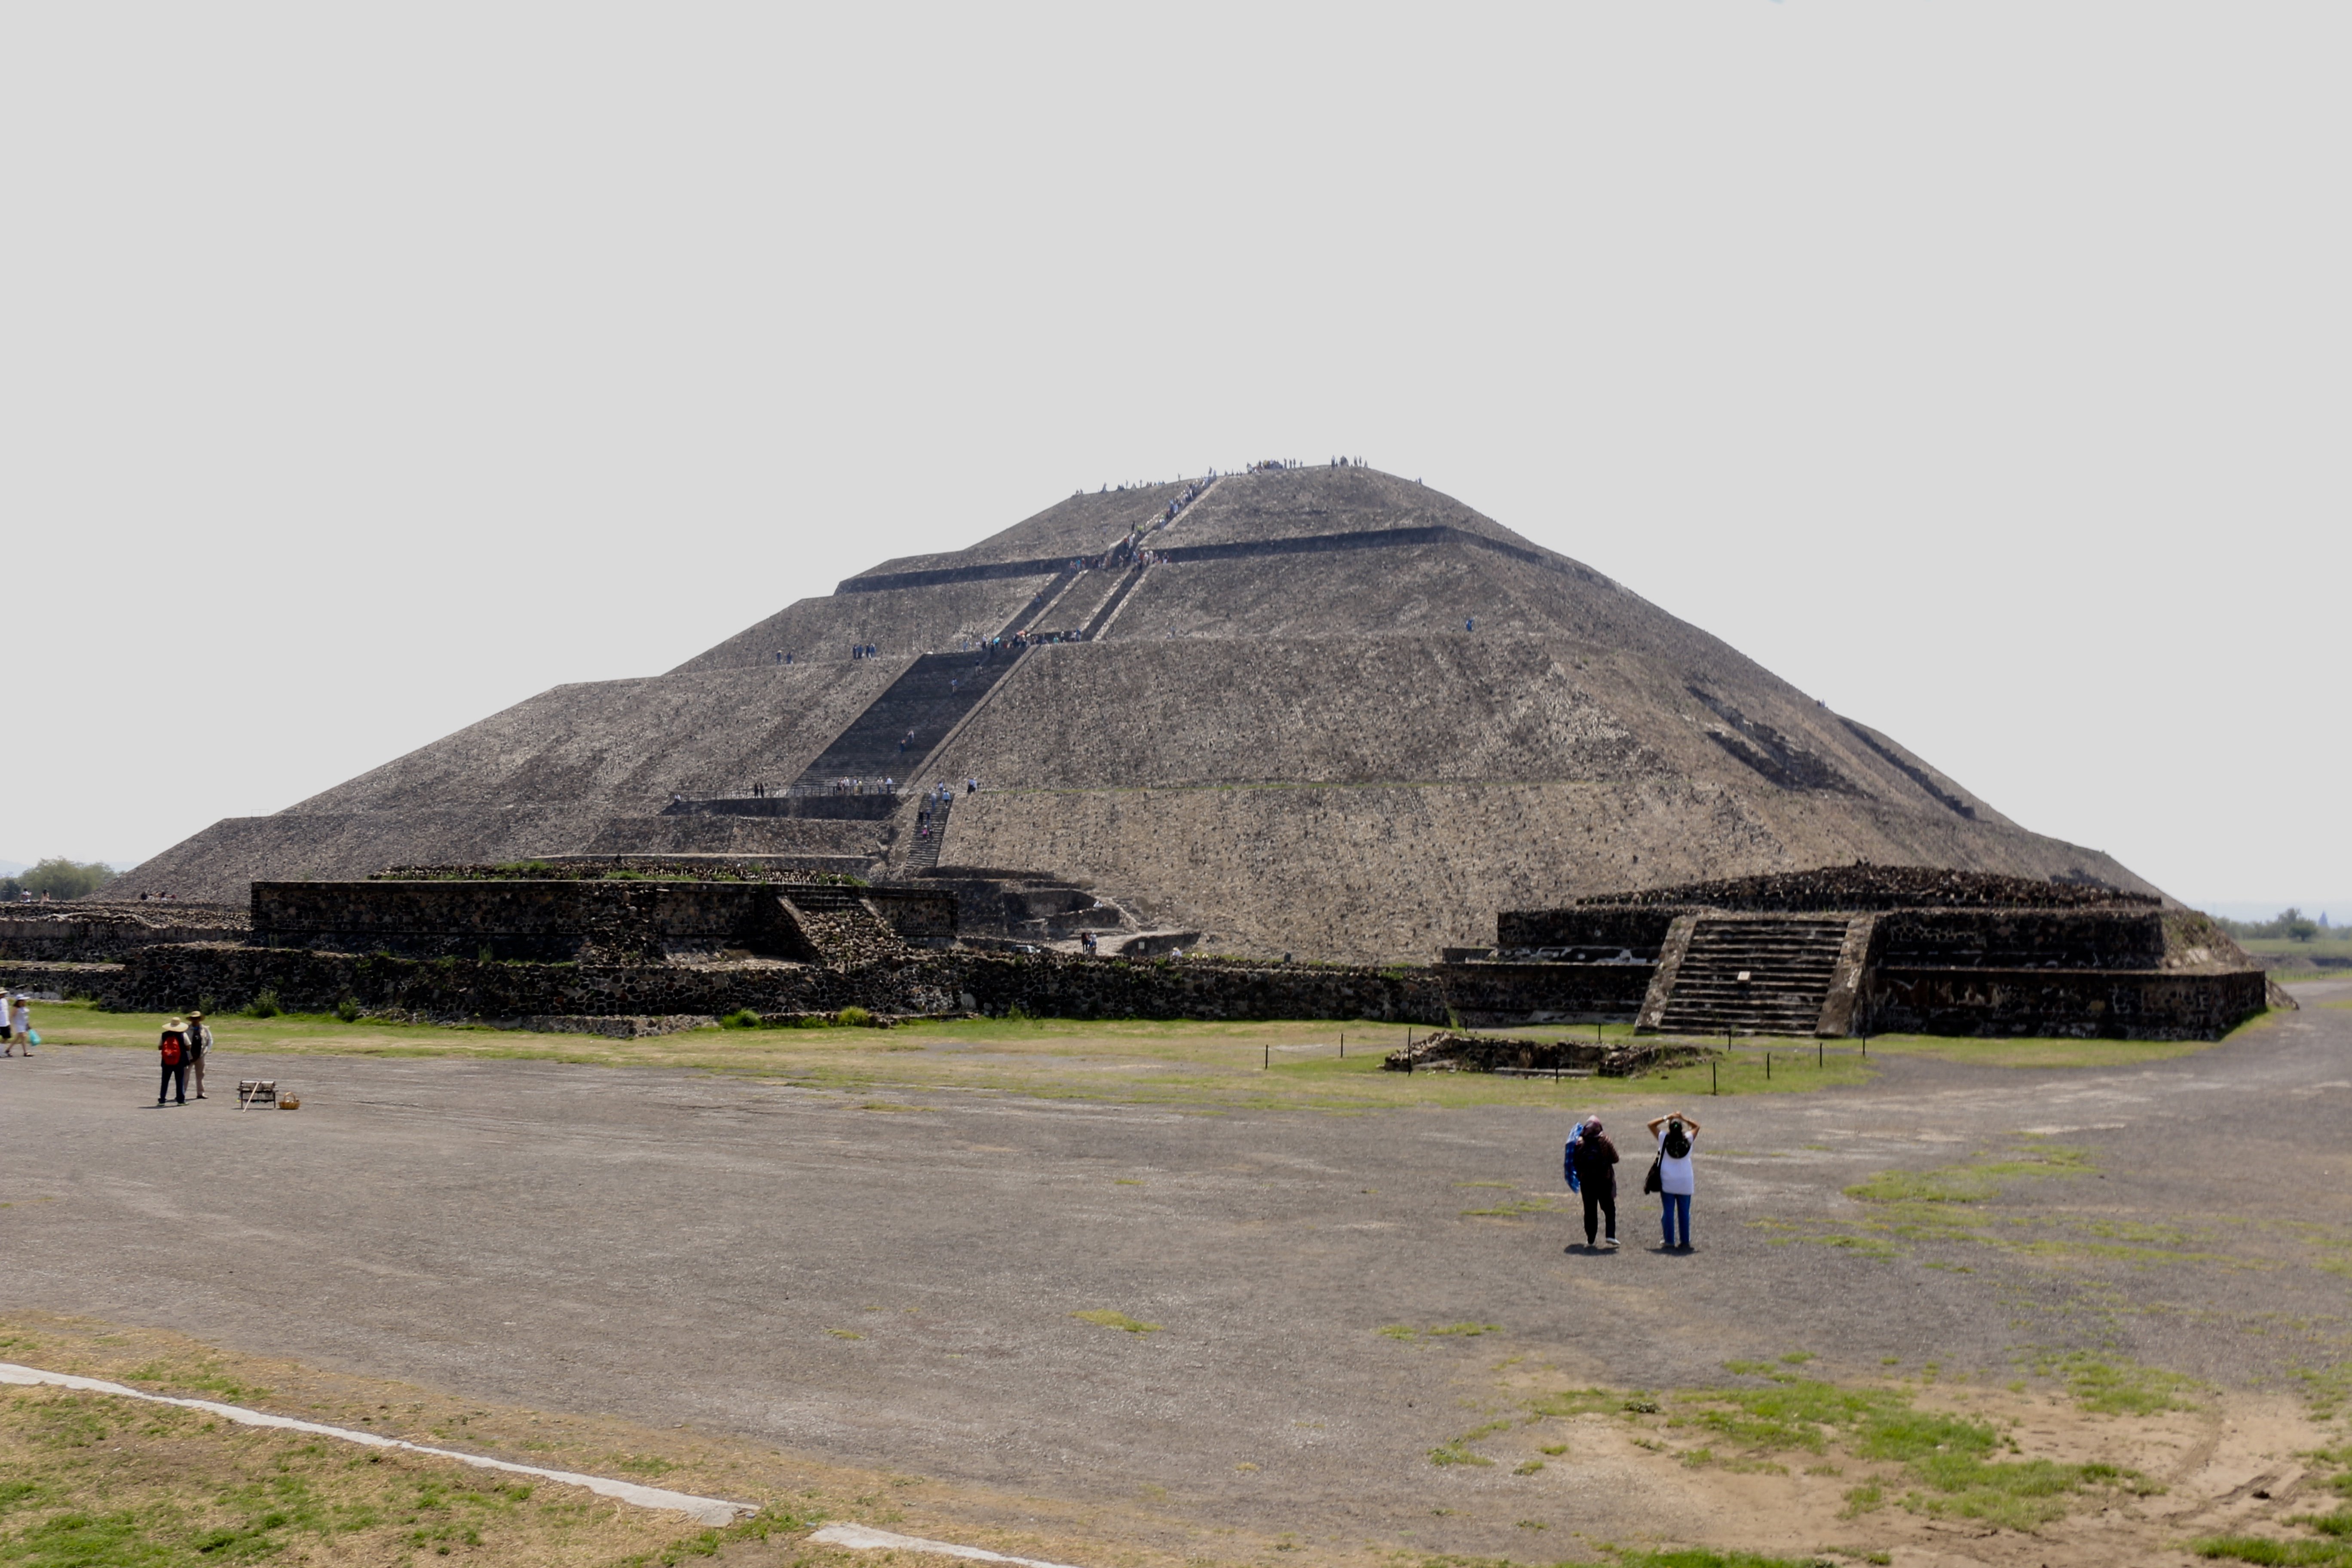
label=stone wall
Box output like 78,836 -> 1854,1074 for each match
1493,907 -> 1684,957
110,943 -> 956,1019
960,957 -> 1652,1027
1568,866 -> 2155,912
0,960 -> 124,1000
1380,1031 -> 1707,1077
251,879 -> 957,964
0,903 -> 249,962
1861,967 -> 2271,1041
101,943 -> 1652,1030
1873,910 -> 2168,969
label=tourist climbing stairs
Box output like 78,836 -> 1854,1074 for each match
1081,560 -> 1148,638
901,795 -> 952,871
1656,916 -> 1851,1036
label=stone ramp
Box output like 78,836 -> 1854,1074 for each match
900,795 -> 952,872
791,652 -> 1027,786
1656,916 -> 1853,1036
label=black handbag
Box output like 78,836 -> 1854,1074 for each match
1642,1155 -> 1663,1195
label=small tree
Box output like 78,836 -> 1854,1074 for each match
18,858 -> 118,900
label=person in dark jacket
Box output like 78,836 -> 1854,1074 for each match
1570,1117 -> 1620,1250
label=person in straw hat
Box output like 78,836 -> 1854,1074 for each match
157,1017 -> 190,1106
185,1010 -> 211,1099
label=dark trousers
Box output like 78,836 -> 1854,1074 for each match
158,1062 -> 187,1103
1581,1186 -> 1617,1244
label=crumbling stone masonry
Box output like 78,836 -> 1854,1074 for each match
23,863 -> 2282,1043
1478,867 -> 2277,1041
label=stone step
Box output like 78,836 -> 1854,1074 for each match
1657,916 -> 1856,1035
792,651 -> 1026,785
901,796 -> 952,871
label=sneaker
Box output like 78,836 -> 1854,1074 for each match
1605,1237 -> 1619,1248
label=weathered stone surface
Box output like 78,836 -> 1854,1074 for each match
104,465 -> 2165,962
100,943 -> 1649,1031
1862,967 -> 2271,1040
0,902 -> 248,962
1568,865 -> 2156,912
252,877 -> 953,966
1380,1030 -> 1709,1077
1499,873 -> 2270,1041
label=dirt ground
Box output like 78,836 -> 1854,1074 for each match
1,981 -> 2346,1567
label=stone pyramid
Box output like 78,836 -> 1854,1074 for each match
114,466 -> 2156,961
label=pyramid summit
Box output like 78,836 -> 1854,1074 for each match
116,463 -> 2155,959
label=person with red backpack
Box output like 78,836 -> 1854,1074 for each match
157,1017 -> 190,1106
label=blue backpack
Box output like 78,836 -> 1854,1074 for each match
1563,1124 -> 1585,1192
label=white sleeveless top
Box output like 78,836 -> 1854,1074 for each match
1657,1126 -> 1696,1196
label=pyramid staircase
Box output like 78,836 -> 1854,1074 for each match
901,794 -> 952,872
1655,917 -> 1853,1036
790,652 -> 1027,787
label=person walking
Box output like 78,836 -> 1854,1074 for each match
157,1017 -> 190,1106
7,993 -> 29,1056
1646,1112 -> 1703,1250
186,1010 -> 212,1099
1569,1116 -> 1620,1249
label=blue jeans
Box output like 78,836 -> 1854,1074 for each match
1661,1192 -> 1691,1248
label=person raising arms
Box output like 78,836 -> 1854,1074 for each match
1645,1112 -> 1703,1251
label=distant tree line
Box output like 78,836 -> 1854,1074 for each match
0,858 -> 119,902
2214,907 -> 2328,943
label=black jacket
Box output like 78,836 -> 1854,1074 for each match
1572,1132 -> 1620,1196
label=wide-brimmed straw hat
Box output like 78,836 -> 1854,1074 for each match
165,1016 -> 187,1030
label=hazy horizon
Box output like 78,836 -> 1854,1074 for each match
4,4 -> 2343,910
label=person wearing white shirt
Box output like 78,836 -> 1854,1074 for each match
1646,1112 -> 1703,1250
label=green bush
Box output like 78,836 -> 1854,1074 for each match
247,990 -> 283,1019
13,858 -> 119,900
720,1008 -> 763,1030
836,1006 -> 875,1029
334,995 -> 362,1023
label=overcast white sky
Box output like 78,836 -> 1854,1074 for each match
3,4 -> 2344,915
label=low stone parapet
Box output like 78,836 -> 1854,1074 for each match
1861,966 -> 2270,1041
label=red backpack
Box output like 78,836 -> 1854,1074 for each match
160,1032 -> 183,1067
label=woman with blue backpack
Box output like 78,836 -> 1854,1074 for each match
1563,1115 -> 1620,1250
